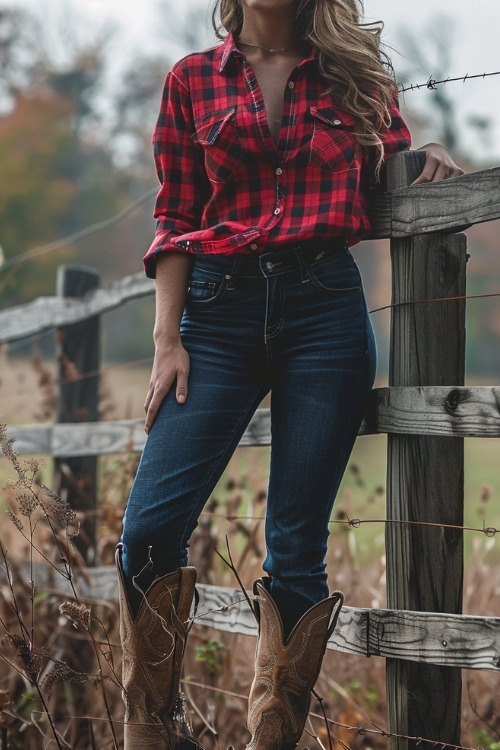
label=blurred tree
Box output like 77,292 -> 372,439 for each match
0,8 -> 44,110
110,56 -> 169,174
0,5 -> 130,306
0,90 -> 78,301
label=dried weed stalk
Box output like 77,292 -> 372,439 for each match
0,424 -> 121,750
1,408 -> 500,748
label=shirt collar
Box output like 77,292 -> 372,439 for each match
217,30 -> 317,74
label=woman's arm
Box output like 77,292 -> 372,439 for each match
144,66 -> 209,278
144,252 -> 191,433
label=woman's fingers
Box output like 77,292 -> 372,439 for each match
412,143 -> 465,185
175,361 -> 189,405
144,348 -> 190,434
144,377 -> 173,434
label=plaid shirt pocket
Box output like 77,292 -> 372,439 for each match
195,106 -> 244,184
309,107 -> 358,172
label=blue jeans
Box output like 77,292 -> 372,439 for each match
121,240 -> 376,611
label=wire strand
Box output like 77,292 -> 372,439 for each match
368,290 -> 500,315
399,70 -> 500,93
0,187 -> 157,274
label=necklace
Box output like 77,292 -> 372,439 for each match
238,40 -> 290,54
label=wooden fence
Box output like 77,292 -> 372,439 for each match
2,151 -> 500,748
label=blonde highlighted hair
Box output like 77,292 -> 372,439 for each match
212,0 -> 398,170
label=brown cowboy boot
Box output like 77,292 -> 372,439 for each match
246,579 -> 344,750
116,546 -> 199,749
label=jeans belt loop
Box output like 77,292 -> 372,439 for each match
226,256 -> 242,290
294,247 -> 311,284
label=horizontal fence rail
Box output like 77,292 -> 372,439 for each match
371,165 -> 500,237
0,273 -> 154,343
4,385 -> 500,458
4,562 -> 500,673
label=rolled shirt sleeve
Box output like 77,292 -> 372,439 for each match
144,69 -> 209,278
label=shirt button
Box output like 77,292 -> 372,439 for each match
250,243 -> 258,251
333,119 -> 342,125
288,81 -> 295,89
274,208 -> 281,216
275,167 -> 283,176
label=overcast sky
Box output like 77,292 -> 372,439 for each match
3,0 -> 500,161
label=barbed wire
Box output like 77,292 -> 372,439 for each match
17,501 -> 495,542
399,70 -> 500,94
368,291 -> 500,315
196,509 -> 499,539
19,698 -> 487,750
177,679 -> 484,750
336,515 -> 499,537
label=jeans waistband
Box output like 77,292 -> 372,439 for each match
192,238 -> 348,283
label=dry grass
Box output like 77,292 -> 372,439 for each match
1,352 -> 500,749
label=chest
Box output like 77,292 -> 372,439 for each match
248,60 -> 296,143
191,62 -> 358,171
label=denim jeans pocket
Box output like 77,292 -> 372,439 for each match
305,250 -> 362,294
186,268 -> 228,305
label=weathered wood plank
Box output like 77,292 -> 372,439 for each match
366,385 -> 500,437
182,590 -> 500,673
4,425 -> 54,455
371,165 -> 500,238
4,386 -> 500,459
385,150 -> 465,749
6,562 -> 499,672
1,421 -> 143,457
364,608 -> 500,671
0,272 -> 154,343
0,412 -> 273,457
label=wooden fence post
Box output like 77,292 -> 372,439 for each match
54,265 -> 100,566
385,152 -> 467,748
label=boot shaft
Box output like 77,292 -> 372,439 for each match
116,547 -> 198,747
247,579 -> 344,750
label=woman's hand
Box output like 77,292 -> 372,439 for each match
412,143 -> 465,184
144,251 -> 192,434
144,337 -> 190,434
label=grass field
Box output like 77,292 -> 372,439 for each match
1,358 -> 500,747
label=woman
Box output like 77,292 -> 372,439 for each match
116,0 -> 463,747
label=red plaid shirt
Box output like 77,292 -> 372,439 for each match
144,31 -> 411,277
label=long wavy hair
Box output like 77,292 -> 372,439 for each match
212,0 -> 398,170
